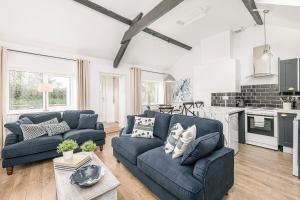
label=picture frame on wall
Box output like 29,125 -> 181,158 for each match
172,78 -> 193,102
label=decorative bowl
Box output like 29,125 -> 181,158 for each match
70,165 -> 104,188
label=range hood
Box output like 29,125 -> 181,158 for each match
250,45 -> 276,78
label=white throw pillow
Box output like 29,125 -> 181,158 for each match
164,123 -> 184,154
43,121 -> 71,136
172,125 -> 197,159
131,117 -> 155,138
20,124 -> 47,140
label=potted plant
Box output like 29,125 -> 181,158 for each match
280,96 -> 295,110
80,140 -> 97,155
57,139 -> 78,160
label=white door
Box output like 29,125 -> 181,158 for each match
99,76 -> 115,123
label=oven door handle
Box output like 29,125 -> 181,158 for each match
247,115 -> 275,119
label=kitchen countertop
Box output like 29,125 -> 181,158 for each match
192,106 -> 245,115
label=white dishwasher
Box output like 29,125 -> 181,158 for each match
228,113 -> 239,154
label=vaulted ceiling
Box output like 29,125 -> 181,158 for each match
0,0 -> 299,69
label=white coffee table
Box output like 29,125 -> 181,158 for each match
53,152 -> 120,200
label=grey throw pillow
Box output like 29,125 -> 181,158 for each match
20,124 -> 47,140
181,132 -> 220,165
43,121 -> 71,136
4,117 -> 33,141
77,114 -> 98,129
131,117 -> 155,138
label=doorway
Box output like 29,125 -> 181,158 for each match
99,73 -> 124,133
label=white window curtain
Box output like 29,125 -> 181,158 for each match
0,47 -> 7,153
77,59 -> 90,110
164,82 -> 173,105
130,67 -> 141,114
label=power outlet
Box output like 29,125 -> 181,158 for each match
222,96 -> 229,100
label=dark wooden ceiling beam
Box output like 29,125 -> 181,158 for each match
122,0 -> 184,43
113,13 -> 143,68
73,0 -> 192,50
242,0 -> 263,25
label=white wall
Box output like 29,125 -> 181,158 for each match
169,31 -> 239,106
233,25 -> 300,85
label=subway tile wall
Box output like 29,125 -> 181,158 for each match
211,84 -> 294,108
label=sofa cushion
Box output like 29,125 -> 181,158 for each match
77,114 -> 98,129
111,136 -> 164,165
153,112 -> 172,140
4,117 -> 33,141
62,110 -> 95,129
44,121 -> 71,136
137,146 -> 203,200
63,129 -> 105,144
20,124 -> 47,140
19,112 -> 62,124
181,132 -> 220,165
2,135 -> 63,159
131,117 -> 155,138
169,114 -> 224,149
125,114 -> 146,135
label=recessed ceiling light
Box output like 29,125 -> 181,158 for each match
176,6 -> 209,26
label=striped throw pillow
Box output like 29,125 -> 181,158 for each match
131,117 -> 155,138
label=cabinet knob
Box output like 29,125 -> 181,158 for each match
288,87 -> 295,91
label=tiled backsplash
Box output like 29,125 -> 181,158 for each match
211,84 -> 296,108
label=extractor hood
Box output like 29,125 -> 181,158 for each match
251,44 -> 275,77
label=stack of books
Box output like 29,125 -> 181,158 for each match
54,153 -> 91,171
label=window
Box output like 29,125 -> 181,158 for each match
141,81 -> 164,105
9,71 -> 43,110
8,70 -> 73,112
48,76 -> 71,107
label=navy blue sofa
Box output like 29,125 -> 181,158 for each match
2,110 -> 106,175
112,110 -> 234,200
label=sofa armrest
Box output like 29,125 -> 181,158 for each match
193,147 -> 234,200
119,127 -> 125,136
4,133 -> 19,146
95,122 -> 104,131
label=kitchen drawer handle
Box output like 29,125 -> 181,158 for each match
281,114 -> 287,117
288,87 -> 295,91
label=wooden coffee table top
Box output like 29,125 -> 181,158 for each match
53,152 -> 120,200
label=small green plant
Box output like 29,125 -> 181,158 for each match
80,140 -> 97,152
57,139 -> 78,153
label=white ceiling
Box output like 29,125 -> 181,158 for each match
0,0 -> 299,69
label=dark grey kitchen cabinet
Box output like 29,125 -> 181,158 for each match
279,58 -> 299,92
278,113 -> 296,148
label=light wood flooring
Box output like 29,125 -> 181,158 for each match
1,133 -> 300,200
103,122 -> 121,134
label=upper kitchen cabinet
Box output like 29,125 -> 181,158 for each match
279,58 -> 299,92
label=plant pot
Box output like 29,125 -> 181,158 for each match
63,150 -> 74,160
283,102 -> 292,110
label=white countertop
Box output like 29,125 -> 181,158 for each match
192,106 -> 245,116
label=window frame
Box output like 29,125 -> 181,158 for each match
7,70 -> 74,114
141,80 -> 164,106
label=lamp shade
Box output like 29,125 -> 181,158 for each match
164,74 -> 176,82
38,83 -> 54,92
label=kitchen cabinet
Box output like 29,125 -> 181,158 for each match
278,113 -> 296,148
279,58 -> 299,92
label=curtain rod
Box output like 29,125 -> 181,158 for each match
7,49 -> 77,62
141,69 -> 166,75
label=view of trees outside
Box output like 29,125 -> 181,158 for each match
9,71 -> 43,110
9,71 -> 71,111
141,81 -> 163,105
48,76 -> 70,106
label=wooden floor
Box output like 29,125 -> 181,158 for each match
1,133 -> 300,200
103,122 -> 121,134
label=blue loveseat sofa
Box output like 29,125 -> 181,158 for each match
2,110 -> 106,175
112,110 -> 234,200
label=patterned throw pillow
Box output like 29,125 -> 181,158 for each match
164,123 -> 184,154
20,124 -> 47,140
172,125 -> 197,159
131,117 -> 155,138
43,121 -> 71,136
